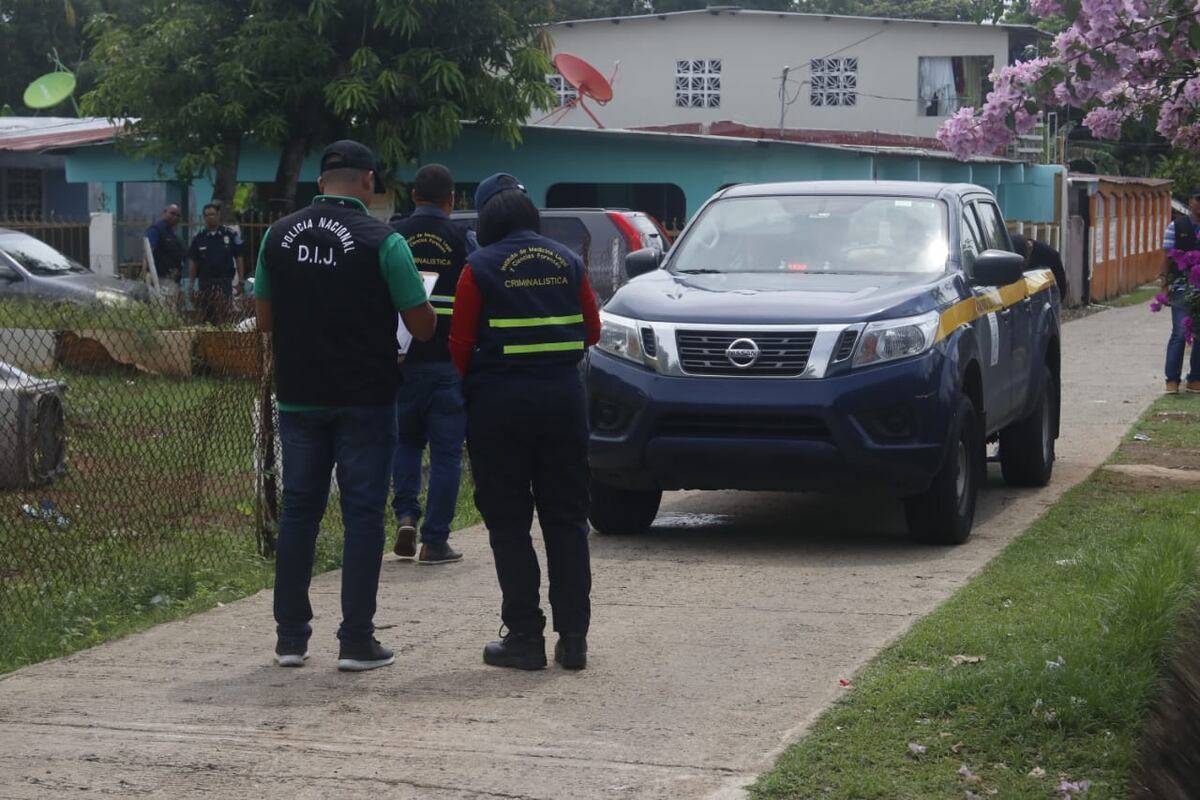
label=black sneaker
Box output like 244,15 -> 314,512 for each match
393,519 -> 417,559
554,633 -> 587,670
483,630 -> 546,670
337,638 -> 395,672
274,638 -> 309,668
418,542 -> 463,565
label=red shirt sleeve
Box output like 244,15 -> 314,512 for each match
580,273 -> 601,347
449,265 -> 482,377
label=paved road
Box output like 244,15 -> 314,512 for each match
0,303 -> 1167,800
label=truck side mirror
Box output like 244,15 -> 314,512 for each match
625,247 -> 662,279
971,249 -> 1025,287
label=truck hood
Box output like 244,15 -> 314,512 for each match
604,269 -> 960,325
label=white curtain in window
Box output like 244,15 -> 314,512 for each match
919,57 -> 957,116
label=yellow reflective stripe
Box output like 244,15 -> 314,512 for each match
435,307 -> 454,315
430,294 -> 455,303
1024,268 -> 1056,296
934,276 -> 1032,343
503,341 -> 585,355
489,314 -> 585,328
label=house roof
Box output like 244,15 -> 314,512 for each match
0,117 -> 125,153
551,7 -> 1038,32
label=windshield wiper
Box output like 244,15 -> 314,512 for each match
674,268 -> 723,274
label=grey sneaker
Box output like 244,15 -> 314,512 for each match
274,638 -> 309,667
418,542 -> 463,565
393,519 -> 417,559
337,638 -> 395,672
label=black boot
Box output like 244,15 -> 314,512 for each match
483,630 -> 546,670
554,633 -> 587,670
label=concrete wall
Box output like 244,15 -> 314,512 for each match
541,11 -> 1014,137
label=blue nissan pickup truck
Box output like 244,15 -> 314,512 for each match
586,181 -> 1060,544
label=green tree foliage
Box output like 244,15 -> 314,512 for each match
0,0 -> 135,110
83,0 -> 557,212
1154,152 -> 1200,200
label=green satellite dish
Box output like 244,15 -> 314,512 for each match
24,71 -> 77,110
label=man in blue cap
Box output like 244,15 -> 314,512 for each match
255,139 -> 436,672
449,173 -> 601,671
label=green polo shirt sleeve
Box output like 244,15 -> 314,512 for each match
252,230 -> 271,301
379,232 -> 428,310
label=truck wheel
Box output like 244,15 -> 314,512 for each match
904,395 -> 982,545
1000,365 -> 1057,487
588,481 -> 662,535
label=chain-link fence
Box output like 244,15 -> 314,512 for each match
0,293 -> 328,648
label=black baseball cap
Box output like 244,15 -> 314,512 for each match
475,173 -> 526,211
320,139 -> 377,173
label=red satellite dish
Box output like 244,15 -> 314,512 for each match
535,52 -> 617,129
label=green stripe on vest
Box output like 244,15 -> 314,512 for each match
503,341 -> 585,355
489,314 -> 585,328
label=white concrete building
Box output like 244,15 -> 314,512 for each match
538,8 -> 1039,141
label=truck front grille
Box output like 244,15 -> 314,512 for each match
675,330 -> 816,377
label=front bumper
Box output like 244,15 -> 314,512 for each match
587,346 -> 958,496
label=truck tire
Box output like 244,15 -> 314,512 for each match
588,481 -> 662,535
904,395 -> 982,545
1000,364 -> 1057,487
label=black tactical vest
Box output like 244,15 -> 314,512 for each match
467,230 -> 586,387
263,196 -> 399,406
149,219 -> 185,279
393,211 -> 468,364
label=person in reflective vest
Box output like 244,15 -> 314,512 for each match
449,173 -> 601,670
388,164 -> 474,565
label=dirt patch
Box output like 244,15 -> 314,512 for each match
1103,464 -> 1200,487
1131,602 -> 1200,800
1061,304 -> 1109,323
1115,443 -> 1200,471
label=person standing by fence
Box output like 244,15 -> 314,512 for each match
144,204 -> 185,293
388,165 -> 473,565
1161,193 -> 1200,394
255,139 -> 436,672
188,203 -> 245,325
449,173 -> 600,671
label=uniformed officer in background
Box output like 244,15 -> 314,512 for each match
189,202 -> 245,324
255,139 -> 436,672
448,173 -> 601,671
388,164 -> 473,565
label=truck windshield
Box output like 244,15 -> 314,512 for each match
0,233 -> 90,277
670,195 -> 949,275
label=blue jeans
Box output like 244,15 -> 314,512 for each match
274,404 -> 397,645
1165,288 -> 1199,383
392,362 -> 467,545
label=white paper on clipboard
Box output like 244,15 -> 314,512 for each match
397,272 -> 441,354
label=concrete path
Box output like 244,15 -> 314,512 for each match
0,303 -> 1167,799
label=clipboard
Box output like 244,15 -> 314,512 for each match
397,271 -> 441,354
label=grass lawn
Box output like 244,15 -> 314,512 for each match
752,395 -> 1200,800
0,365 -> 483,674
1106,284 -> 1160,309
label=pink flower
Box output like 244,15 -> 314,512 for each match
1084,107 -> 1125,139
1030,0 -> 1063,14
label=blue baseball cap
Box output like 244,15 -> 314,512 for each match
474,173 -> 526,211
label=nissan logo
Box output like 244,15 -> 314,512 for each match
725,338 -> 761,368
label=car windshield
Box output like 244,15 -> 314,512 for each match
669,195 -> 949,275
0,233 -> 90,277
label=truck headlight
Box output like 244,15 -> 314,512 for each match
597,311 -> 647,365
96,289 -> 135,308
853,310 -> 940,368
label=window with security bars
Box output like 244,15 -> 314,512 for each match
545,73 -> 577,108
3,168 -> 43,219
675,59 -> 721,109
809,57 -> 857,107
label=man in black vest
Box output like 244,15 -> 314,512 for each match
1161,192 -> 1200,394
389,164 -> 473,565
254,139 -> 436,672
449,173 -> 601,671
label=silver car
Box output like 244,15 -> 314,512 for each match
0,228 -> 146,305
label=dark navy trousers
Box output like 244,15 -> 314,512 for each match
466,373 -> 591,635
